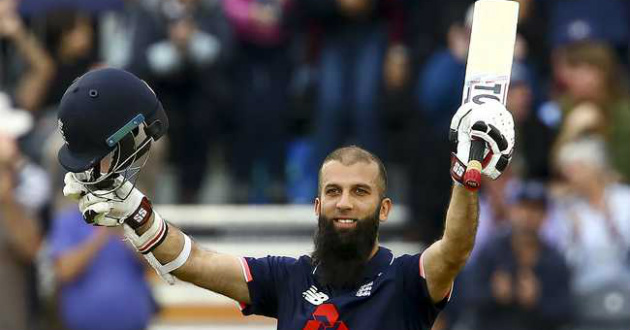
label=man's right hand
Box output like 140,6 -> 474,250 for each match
63,173 -> 152,229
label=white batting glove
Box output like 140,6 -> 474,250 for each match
63,173 -> 183,284
63,173 -> 151,228
449,99 -> 515,184
63,172 -> 89,201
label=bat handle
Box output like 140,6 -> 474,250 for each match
463,139 -> 486,191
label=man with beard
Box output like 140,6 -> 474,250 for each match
58,68 -> 515,329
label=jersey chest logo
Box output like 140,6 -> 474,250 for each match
303,285 -> 329,305
303,303 -> 349,330
355,281 -> 373,297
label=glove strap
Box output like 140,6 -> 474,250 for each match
123,211 -> 168,254
124,197 -> 153,230
450,153 -> 467,186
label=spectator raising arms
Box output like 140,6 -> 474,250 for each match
0,0 -> 54,113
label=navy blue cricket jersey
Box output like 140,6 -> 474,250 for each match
238,247 -> 450,330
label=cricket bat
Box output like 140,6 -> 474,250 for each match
461,0 -> 519,190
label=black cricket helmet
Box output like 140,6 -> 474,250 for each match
57,68 -> 168,195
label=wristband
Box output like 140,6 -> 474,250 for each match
123,211 -> 168,254
124,197 -> 153,230
158,234 -> 192,276
450,153 -> 467,185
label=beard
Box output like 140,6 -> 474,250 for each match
311,205 -> 381,290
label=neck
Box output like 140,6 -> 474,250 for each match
368,239 -> 380,260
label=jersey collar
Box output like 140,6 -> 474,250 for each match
361,246 -> 393,280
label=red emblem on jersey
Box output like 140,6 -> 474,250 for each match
303,303 -> 349,330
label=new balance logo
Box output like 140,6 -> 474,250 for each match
302,285 -> 329,305
356,281 -> 373,297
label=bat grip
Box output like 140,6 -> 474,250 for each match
463,139 -> 486,191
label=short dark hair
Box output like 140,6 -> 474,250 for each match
318,145 -> 388,198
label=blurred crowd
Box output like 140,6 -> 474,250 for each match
1,0 -> 630,329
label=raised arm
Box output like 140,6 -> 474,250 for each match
0,0 -> 54,112
422,100 -> 515,303
421,185 -> 478,302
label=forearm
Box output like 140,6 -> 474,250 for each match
136,214 -> 250,303
56,233 -> 110,283
440,184 -> 479,267
422,184 -> 479,302
0,199 -> 42,262
10,28 -> 55,111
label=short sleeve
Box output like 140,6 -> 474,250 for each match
396,254 -> 449,324
239,255 -> 297,318
48,208 -> 92,260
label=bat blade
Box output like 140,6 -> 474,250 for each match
460,0 -> 519,190
462,0 -> 519,106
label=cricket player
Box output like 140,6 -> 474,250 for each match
58,68 -> 514,329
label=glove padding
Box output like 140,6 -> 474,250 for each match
63,173 -> 149,227
449,99 -> 515,182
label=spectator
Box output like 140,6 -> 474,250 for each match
222,0 -> 294,203
0,0 -> 55,113
467,181 -> 572,330
379,43 -> 415,203
299,0 -> 405,198
98,0 -> 143,69
541,0 -> 629,61
549,136 -> 630,329
512,0 -> 550,78
48,208 -> 157,330
409,6 -> 470,243
474,170 -> 519,256
128,0 -> 235,203
550,101 -> 606,166
415,17 -> 467,133
41,9 -> 97,111
507,62 -> 554,180
21,8 -> 97,165
542,41 -> 630,182
0,98 -> 50,330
